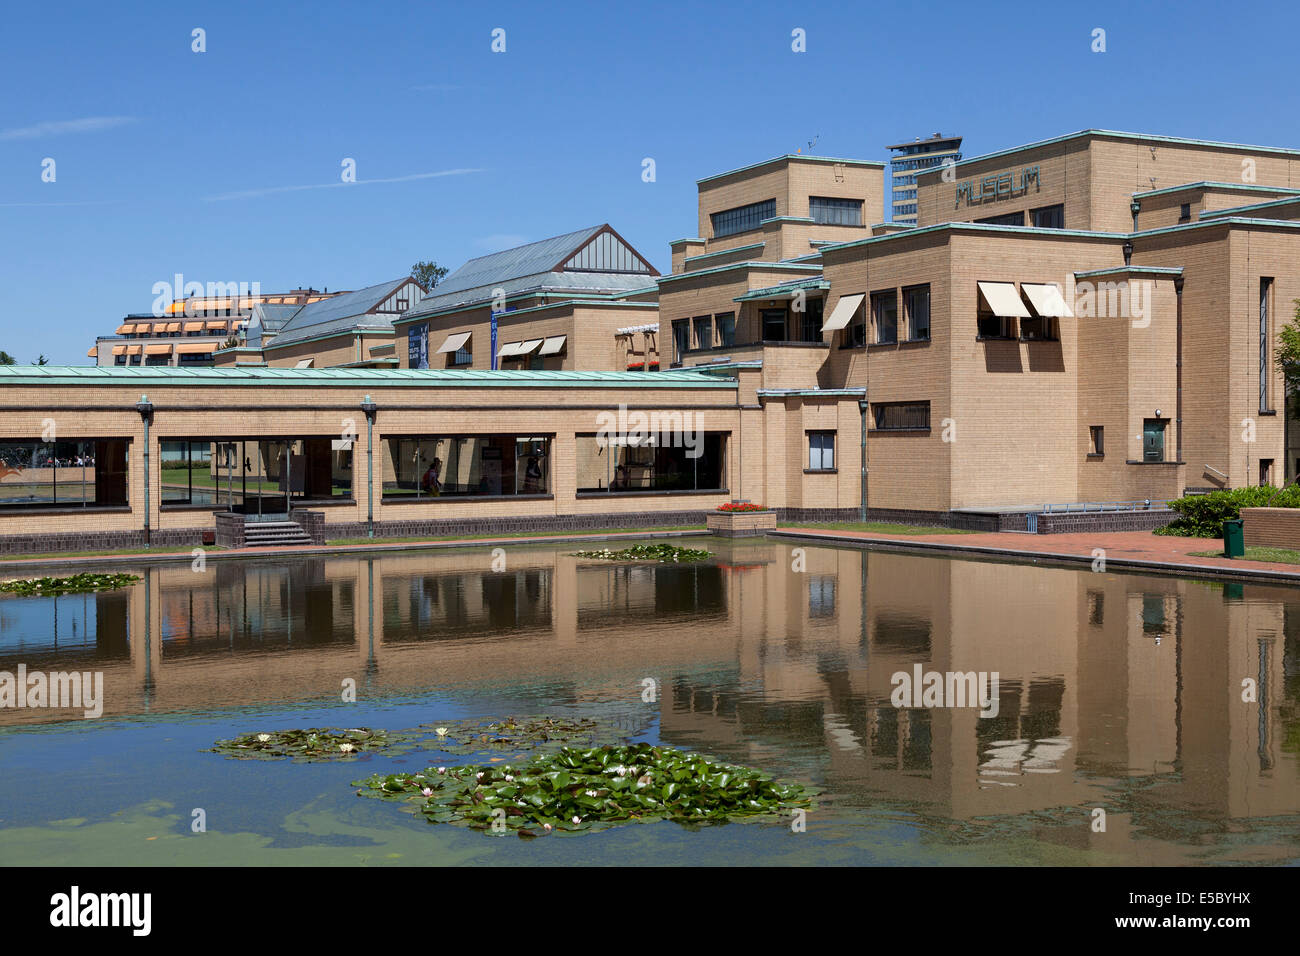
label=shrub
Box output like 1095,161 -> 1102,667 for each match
1155,485 -> 1300,537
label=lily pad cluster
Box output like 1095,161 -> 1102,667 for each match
419,715 -> 622,755
0,572 -> 140,596
206,727 -> 420,761
355,743 -> 814,837
571,543 -> 712,563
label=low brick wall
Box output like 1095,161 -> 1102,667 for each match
1035,509 -> 1175,534
290,510 -> 326,545
706,510 -> 777,537
214,512 -> 245,549
1242,507 -> 1300,549
0,525 -> 207,555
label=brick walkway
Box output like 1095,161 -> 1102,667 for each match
771,527 -> 1300,583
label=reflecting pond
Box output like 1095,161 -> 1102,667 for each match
1,538 -> 1298,865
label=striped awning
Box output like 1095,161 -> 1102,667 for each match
205,320 -> 228,330
183,321 -> 205,332
176,342 -> 216,355
115,323 -> 133,334
165,321 -> 181,332
86,346 -> 98,357
111,345 -> 128,356
125,344 -> 142,355
144,343 -> 173,355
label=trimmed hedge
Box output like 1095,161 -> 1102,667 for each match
1155,485 -> 1300,537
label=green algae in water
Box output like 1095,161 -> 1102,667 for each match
206,727 -> 422,762
0,572 -> 140,596
355,743 -> 816,838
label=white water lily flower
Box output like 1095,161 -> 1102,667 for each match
436,767 -> 447,774
585,789 -> 599,797
543,823 -> 553,831
504,775 -> 514,782
434,727 -> 449,737
572,816 -> 582,824
421,787 -> 433,797
476,772 -> 484,779
339,743 -> 355,753
256,734 -> 271,742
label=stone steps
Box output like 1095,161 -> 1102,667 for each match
242,521 -> 314,547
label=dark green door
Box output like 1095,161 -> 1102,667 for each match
1143,420 -> 1166,462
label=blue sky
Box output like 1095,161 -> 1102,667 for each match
2,0 -> 1298,364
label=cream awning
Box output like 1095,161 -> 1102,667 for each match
436,331 -> 472,354
1021,282 -> 1073,318
977,281 -> 1030,317
115,323 -> 133,334
497,341 -> 523,358
111,344 -> 127,356
538,335 -> 567,356
822,293 -> 865,331
205,320 -> 228,330
515,339 -> 543,355
86,346 -> 97,357
144,343 -> 173,355
183,321 -> 205,332
176,342 -> 215,354
125,344 -> 142,355
295,358 -> 313,368
165,321 -> 181,332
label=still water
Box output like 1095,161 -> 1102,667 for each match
1,538 -> 1297,866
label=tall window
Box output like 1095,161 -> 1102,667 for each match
1261,277 -> 1274,412
799,297 -> 824,342
905,285 -> 930,340
715,312 -> 736,347
711,199 -> 776,239
693,315 -> 712,351
1089,426 -> 1104,456
872,290 -> 898,344
762,308 -> 787,341
671,319 -> 690,362
576,432 -> 727,493
810,196 -> 863,226
1142,420 -> 1166,463
808,431 -> 835,471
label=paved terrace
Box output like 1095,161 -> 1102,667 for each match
2,525 -> 1298,585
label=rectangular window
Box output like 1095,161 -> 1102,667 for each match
1261,277 -> 1274,412
1089,425 -> 1104,456
1030,204 -> 1064,229
848,305 -> 867,348
575,432 -> 727,494
761,308 -> 787,342
872,290 -> 898,344
710,199 -> 776,239
671,319 -> 690,362
1179,203 -> 1191,223
1142,420 -> 1166,463
904,285 -> 930,340
0,439 -> 129,508
693,315 -> 712,351
383,435 -> 552,498
809,575 -> 836,618
799,298 -> 824,342
449,346 -> 472,367
715,312 -> 736,347
809,196 -> 863,226
872,402 -> 930,431
1260,458 -> 1274,487
808,431 -> 835,471
975,211 -> 1025,226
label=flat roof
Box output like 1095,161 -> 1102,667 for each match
918,129 -> 1300,180
819,220 -> 1123,255
1132,181 -> 1300,200
698,153 -> 885,186
0,366 -> 736,389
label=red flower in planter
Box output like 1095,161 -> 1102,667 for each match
716,502 -> 768,513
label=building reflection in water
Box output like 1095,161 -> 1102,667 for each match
1,540 -> 1296,860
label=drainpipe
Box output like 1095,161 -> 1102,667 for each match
134,394 -> 154,544
859,400 -> 868,522
360,395 -> 378,538
1174,275 -> 1184,473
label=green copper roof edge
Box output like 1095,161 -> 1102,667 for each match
1199,196 -> 1300,219
684,242 -> 766,266
760,215 -> 816,225
1130,216 -> 1300,240
918,129 -> 1300,182
0,366 -> 737,388
1074,266 -> 1184,278
697,154 -> 886,186
1133,181 -> 1300,200
819,221 -> 1122,254
735,279 -> 830,301
657,260 -> 823,285
670,237 -> 706,245
757,388 -> 866,397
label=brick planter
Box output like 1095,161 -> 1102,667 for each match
706,510 -> 776,537
1241,507 -> 1300,548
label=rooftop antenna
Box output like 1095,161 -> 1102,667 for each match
806,134 -> 819,153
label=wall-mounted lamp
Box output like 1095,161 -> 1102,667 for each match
1155,409 -> 1162,418
1122,240 -> 1134,266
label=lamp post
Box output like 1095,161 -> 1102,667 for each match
135,394 -> 154,544
360,395 -> 378,538
1129,197 -> 1141,231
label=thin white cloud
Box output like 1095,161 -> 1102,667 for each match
0,116 -> 137,141
203,167 -> 483,202
474,233 -> 530,251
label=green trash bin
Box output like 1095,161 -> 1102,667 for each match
1223,519 -> 1245,558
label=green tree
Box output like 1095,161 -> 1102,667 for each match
0,351 -> 15,365
1276,298 -> 1300,415
410,260 -> 448,292
32,355 -> 48,365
